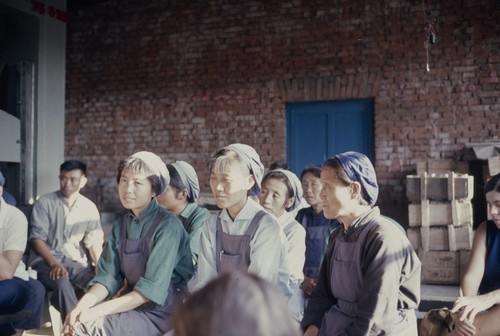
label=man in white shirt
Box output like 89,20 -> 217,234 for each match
0,171 -> 45,336
28,160 -> 104,320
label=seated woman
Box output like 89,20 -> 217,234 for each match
451,172 -> 500,336
62,151 -> 193,336
258,169 -> 306,323
173,272 -> 301,336
191,143 -> 289,297
301,152 -> 421,336
157,160 -> 210,266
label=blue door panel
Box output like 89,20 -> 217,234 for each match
291,112 -> 328,171
286,99 -> 374,176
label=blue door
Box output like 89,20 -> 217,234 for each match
286,99 -> 374,176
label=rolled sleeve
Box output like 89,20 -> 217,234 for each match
88,225 -> 123,295
29,201 -> 49,241
190,214 -> 218,291
2,205 -> 28,252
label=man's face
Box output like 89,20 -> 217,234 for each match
59,169 -> 86,199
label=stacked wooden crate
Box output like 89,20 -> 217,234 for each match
407,160 -> 474,285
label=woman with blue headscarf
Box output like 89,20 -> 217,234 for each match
157,161 -> 210,266
302,152 -> 421,336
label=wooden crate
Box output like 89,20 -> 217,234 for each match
488,156 -> 500,177
407,225 -> 473,251
408,200 -> 473,227
416,159 -> 469,175
406,173 -> 474,201
419,250 -> 471,285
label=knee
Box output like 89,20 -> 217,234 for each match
0,279 -> 30,310
53,277 -> 75,293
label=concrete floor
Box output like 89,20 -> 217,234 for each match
21,284 -> 461,336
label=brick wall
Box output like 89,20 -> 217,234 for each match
65,0 -> 500,215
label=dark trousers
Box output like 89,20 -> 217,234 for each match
13,278 -> 45,331
0,277 -> 30,336
33,261 -> 95,320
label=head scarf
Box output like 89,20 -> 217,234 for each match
276,169 -> 303,211
171,161 -> 201,202
130,151 -> 169,196
223,143 -> 264,196
332,151 -> 378,206
0,171 -> 4,186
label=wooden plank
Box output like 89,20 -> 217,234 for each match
407,227 -> 421,251
448,225 -> 473,252
406,174 -> 474,201
419,250 -> 461,285
421,226 -> 448,251
416,159 -> 469,175
488,156 -> 500,177
416,159 -> 454,175
410,225 -> 473,251
408,201 -> 473,227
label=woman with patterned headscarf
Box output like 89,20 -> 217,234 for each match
157,161 -> 210,266
302,151 -> 421,336
62,151 -> 193,336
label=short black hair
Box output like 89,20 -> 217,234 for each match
60,160 -> 87,175
485,173 -> 500,194
300,166 -> 321,181
269,160 -> 289,171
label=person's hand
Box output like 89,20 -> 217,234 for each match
50,262 -> 69,280
61,306 -> 84,336
301,277 -> 317,297
449,311 -> 476,336
452,294 -> 495,322
304,325 -> 320,336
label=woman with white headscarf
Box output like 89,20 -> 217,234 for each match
259,169 -> 306,324
157,161 -> 210,266
302,152 -> 421,336
191,144 -> 291,302
62,151 -> 193,336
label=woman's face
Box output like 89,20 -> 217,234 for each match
301,172 -> 322,207
118,168 -> 156,217
157,185 -> 185,212
209,162 -> 254,214
486,190 -> 500,228
319,166 -> 353,220
259,178 -> 293,217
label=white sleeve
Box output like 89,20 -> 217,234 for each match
189,214 -> 218,291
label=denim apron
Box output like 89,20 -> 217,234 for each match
215,210 -> 266,273
75,213 -> 186,336
319,221 -> 417,336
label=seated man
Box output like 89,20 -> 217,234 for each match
28,160 -> 104,320
0,171 -> 45,336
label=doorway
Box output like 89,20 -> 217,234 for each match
286,98 -> 375,176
